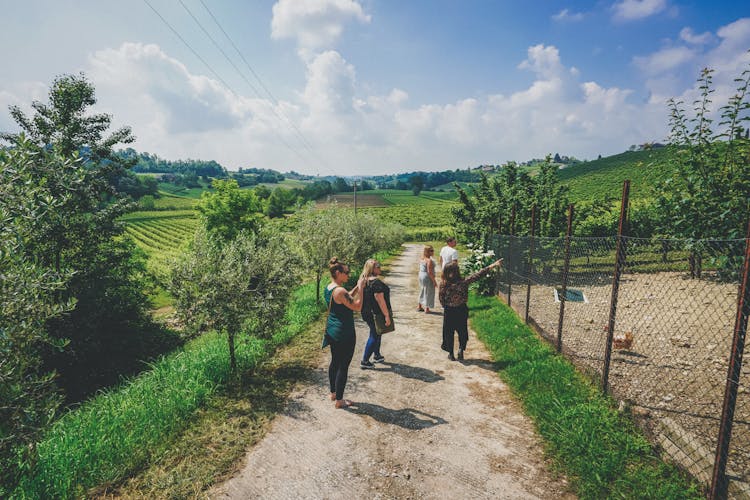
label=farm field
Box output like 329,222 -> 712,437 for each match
122,210 -> 197,271
316,193 -> 391,207
558,148 -> 672,202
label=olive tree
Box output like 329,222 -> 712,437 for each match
0,141 -> 74,494
293,205 -> 402,304
168,227 -> 300,372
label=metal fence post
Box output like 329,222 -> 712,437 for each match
602,180 -> 630,394
525,205 -> 536,324
710,218 -> 750,499
507,204 -> 516,307
556,204 -> 575,353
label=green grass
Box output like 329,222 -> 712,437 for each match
469,293 -> 703,499
13,282 -> 325,499
157,182 -> 212,198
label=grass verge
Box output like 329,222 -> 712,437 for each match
468,293 -> 703,500
13,282 -> 324,499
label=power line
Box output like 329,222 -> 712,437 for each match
196,0 -> 329,170
142,0 -> 316,170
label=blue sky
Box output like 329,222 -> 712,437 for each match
1,0 -> 749,175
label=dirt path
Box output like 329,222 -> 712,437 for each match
212,244 -> 573,499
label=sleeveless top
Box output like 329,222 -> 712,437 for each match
419,260 -> 428,273
323,285 -> 355,347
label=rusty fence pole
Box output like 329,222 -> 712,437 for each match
525,205 -> 537,324
494,215 -> 503,296
556,204 -> 575,353
506,204 -> 517,308
602,180 -> 630,394
710,218 -> 750,500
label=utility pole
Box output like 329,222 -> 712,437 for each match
353,180 -> 357,216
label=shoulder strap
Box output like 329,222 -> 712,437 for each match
327,285 -> 340,314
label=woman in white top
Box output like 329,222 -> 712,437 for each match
417,245 -> 437,313
439,237 -> 459,272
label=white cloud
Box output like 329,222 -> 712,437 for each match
679,27 -> 712,45
638,18 -> 750,119
271,0 -> 370,57
552,9 -> 584,22
612,0 -> 667,21
0,81 -> 48,133
518,44 -> 565,79
75,40 -> 670,174
633,46 -> 695,75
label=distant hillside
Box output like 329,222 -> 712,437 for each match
558,148 -> 672,202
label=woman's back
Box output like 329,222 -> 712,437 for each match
325,285 -> 355,341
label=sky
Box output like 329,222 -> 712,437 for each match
1,0 -> 749,176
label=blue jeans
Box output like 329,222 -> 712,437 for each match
362,319 -> 382,362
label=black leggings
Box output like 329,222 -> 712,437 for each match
442,304 -> 469,354
328,335 -> 356,400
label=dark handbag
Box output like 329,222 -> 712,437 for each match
373,309 -> 395,334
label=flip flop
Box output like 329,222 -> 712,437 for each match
335,399 -> 353,409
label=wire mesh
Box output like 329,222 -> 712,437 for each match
488,233 -> 749,497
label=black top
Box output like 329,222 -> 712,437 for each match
361,278 -> 390,322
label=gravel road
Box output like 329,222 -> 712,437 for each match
212,244 -> 573,499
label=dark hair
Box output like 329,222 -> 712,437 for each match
441,260 -> 461,285
446,237 -> 456,244
329,257 -> 349,278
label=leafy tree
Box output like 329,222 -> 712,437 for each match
333,177 -> 350,193
410,175 -> 425,195
0,141 -> 74,493
657,63 -> 750,277
197,179 -> 264,241
1,74 -> 159,399
293,205 -> 402,303
168,227 -> 299,372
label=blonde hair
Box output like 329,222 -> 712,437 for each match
360,258 -> 379,281
422,245 -> 434,258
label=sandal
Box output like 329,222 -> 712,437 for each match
417,306 -> 424,311
335,399 -> 353,409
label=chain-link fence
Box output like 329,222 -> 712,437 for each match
487,232 -> 750,499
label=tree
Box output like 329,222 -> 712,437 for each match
1,74 -> 157,400
197,179 -> 265,241
333,177 -> 350,193
657,64 -> 750,277
0,141 -> 74,493
293,205 -> 402,303
169,227 -> 300,372
409,175 -> 425,195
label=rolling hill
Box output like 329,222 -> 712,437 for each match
557,148 -> 672,202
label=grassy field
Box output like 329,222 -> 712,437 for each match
316,192 -> 391,207
558,148 -> 672,202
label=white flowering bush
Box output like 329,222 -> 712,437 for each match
460,243 -> 498,296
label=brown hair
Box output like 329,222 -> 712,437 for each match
440,260 -> 461,287
446,237 -> 456,244
422,245 -> 434,258
329,257 -> 349,278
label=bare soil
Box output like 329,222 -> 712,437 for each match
211,244 -> 574,499
502,270 -> 750,498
